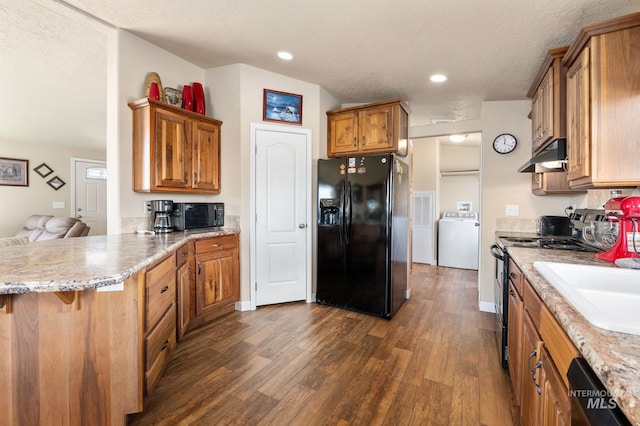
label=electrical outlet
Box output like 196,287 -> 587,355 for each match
568,204 -> 576,211
505,204 -> 519,217
144,201 -> 152,215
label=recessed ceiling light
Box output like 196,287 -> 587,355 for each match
277,51 -> 294,60
449,134 -> 467,143
430,74 -> 447,83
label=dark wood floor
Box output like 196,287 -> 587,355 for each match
128,264 -> 519,425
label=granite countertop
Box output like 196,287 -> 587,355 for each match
506,246 -> 640,425
0,228 -> 240,295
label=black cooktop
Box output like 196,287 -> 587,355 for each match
499,236 -> 602,252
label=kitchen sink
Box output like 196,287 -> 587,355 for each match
533,261 -> 640,336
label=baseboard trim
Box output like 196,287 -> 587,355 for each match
479,301 -> 496,313
235,300 -> 252,311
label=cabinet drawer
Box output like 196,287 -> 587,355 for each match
540,305 -> 579,388
145,304 -> 177,393
523,278 -> 543,329
146,254 -> 176,332
176,242 -> 191,268
508,258 -> 524,297
195,234 -> 238,254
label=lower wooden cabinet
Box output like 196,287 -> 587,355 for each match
509,269 -> 577,425
520,311 -> 543,426
144,253 -> 177,395
507,280 -> 523,405
176,241 -> 194,341
192,234 -> 240,328
142,234 -> 240,396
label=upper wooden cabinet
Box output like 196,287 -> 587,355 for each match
528,47 -> 568,154
327,99 -> 409,157
129,98 -> 222,194
563,12 -> 640,189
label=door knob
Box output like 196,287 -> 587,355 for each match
299,224 -> 307,229
77,215 -> 82,218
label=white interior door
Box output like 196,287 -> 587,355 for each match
73,158 -> 107,235
253,124 -> 311,306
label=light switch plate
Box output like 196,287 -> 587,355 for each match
53,201 -> 65,209
505,204 -> 519,216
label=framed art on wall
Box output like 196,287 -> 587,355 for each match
0,157 -> 29,187
263,89 -> 302,125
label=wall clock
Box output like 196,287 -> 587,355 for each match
493,133 -> 517,154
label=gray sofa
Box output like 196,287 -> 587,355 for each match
15,215 -> 90,242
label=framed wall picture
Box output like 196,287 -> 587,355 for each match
457,201 -> 472,212
263,89 -> 302,125
34,162 -> 53,178
47,176 -> 66,190
0,157 -> 29,187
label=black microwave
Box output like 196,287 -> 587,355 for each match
172,203 -> 224,230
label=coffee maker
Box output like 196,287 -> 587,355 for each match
151,200 -> 174,233
596,196 -> 640,262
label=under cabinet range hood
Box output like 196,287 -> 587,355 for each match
518,139 -> 567,173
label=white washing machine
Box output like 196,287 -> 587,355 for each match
437,211 -> 479,270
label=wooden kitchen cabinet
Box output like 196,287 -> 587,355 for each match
507,259 -> 524,405
192,234 -> 240,328
176,241 -> 194,341
563,13 -> 640,189
507,261 -> 579,425
520,311 -> 543,426
531,171 -> 584,195
129,97 -> 222,194
528,47 -> 567,154
144,253 -> 177,395
327,98 -> 408,157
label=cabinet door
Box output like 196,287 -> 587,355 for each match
521,312 -> 544,426
328,111 -> 358,156
359,105 -> 394,152
541,349 -> 570,426
191,120 -> 221,193
507,281 -> 523,405
195,248 -> 239,318
153,109 -> 192,189
566,47 -> 591,184
531,91 -> 542,151
540,68 -> 554,146
176,260 -> 192,341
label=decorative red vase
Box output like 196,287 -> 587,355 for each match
182,85 -> 194,111
192,82 -> 205,115
148,82 -> 160,100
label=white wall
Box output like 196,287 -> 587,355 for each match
201,64 -> 340,301
110,30 -> 209,234
411,100 -> 588,311
0,140 -> 105,237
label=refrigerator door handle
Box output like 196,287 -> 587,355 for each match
345,181 -> 352,244
338,182 -> 345,244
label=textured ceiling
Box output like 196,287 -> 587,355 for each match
1,0 -> 639,149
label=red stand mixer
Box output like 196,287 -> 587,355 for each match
596,196 -> 640,262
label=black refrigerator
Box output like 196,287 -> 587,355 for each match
316,154 -> 409,318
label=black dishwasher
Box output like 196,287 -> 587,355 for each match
567,358 -> 631,425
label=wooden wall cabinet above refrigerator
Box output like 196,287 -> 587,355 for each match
327,99 -> 408,158
563,12 -> 640,189
129,98 -> 223,194
527,47 -> 568,154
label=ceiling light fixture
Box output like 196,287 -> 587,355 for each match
277,51 -> 294,60
430,74 -> 447,83
449,134 -> 467,143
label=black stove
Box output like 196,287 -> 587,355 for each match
499,236 -> 602,252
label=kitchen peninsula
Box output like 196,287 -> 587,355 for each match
505,246 -> 640,425
0,229 -> 240,426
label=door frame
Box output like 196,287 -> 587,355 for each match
70,157 -> 107,232
249,122 -> 312,310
